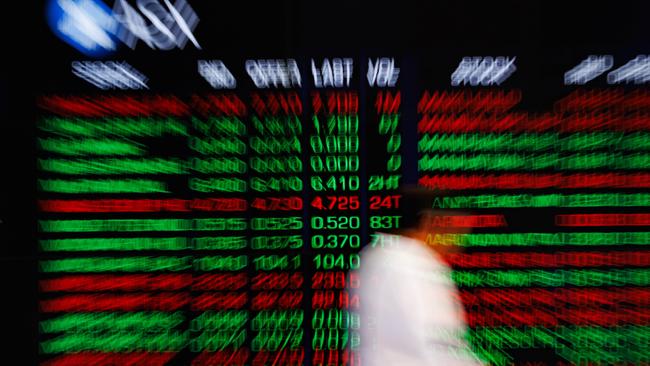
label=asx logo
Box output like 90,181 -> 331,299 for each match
46,0 -> 201,56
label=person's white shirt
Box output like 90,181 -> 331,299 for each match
352,232 -> 484,366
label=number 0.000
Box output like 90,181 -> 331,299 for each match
310,155 -> 359,173
310,135 -> 359,153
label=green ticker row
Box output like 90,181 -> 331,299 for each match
40,153 -> 650,174
40,237 -> 248,251
39,158 -> 186,175
39,256 -> 245,272
469,325 -> 650,350
39,138 -> 146,156
39,232 -> 650,250
419,133 -> 650,152
432,193 -> 650,208
452,268 -> 650,287
38,325 -> 650,363
470,326 -> 650,365
41,136 -> 255,157
427,232 -> 650,247
40,331 -> 190,353
41,329 -> 348,353
41,310 -> 309,334
38,256 -> 650,287
39,158 -> 309,175
418,153 -> 650,171
40,312 -> 185,333
39,219 -> 249,232
38,116 -> 309,138
39,118 -> 188,137
38,179 -> 169,193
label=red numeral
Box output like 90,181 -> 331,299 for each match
369,195 -> 401,209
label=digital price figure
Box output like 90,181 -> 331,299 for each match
367,87 -> 403,240
189,93 -> 249,365
308,88 -> 363,366
249,91 -> 306,366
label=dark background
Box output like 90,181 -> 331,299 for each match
2,1 -> 650,363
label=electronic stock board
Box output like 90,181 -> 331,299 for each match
2,1 -> 650,365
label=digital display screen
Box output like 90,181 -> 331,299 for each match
3,1 -> 650,365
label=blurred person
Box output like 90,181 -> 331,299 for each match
352,187 -> 483,365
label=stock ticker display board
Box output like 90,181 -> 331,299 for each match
4,1 -> 650,365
